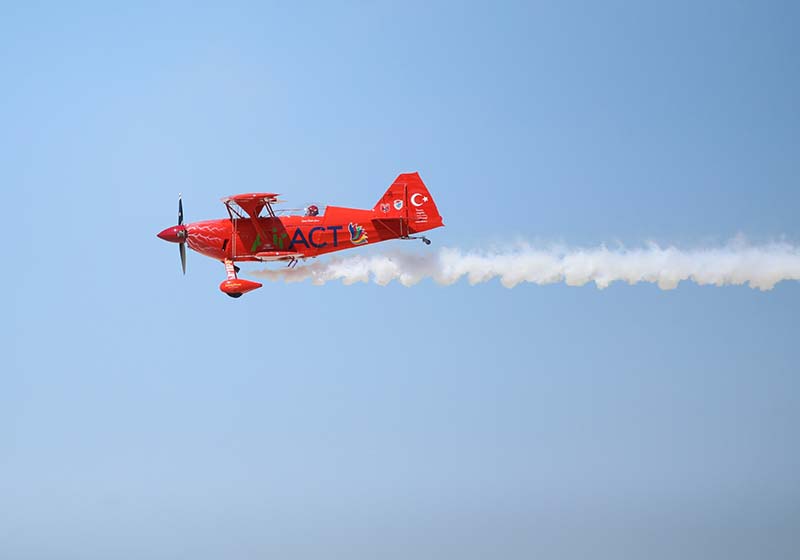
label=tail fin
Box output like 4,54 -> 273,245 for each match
372,172 -> 444,232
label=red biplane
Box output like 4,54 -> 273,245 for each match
157,172 -> 444,297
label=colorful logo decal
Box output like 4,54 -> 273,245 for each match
348,222 -> 369,245
380,203 -> 390,214
411,193 -> 428,207
393,199 -> 404,210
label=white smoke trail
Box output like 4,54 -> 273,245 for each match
251,240 -> 800,290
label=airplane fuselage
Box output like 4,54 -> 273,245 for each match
156,172 -> 443,296
181,205 -> 431,263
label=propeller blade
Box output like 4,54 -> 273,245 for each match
180,242 -> 186,275
178,194 -> 184,226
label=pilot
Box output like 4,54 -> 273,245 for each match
305,204 -> 319,217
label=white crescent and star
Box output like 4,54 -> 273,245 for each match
410,193 -> 428,207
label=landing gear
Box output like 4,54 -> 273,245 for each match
402,235 -> 432,245
219,259 -> 263,297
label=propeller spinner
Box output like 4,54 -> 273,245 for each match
156,194 -> 188,274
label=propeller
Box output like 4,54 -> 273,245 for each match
178,194 -> 186,274
179,238 -> 187,274
156,194 -> 188,274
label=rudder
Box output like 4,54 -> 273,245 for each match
372,172 -> 443,232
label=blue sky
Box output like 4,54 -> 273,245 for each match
3,1 -> 799,558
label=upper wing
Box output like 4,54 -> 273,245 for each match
222,192 -> 281,219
